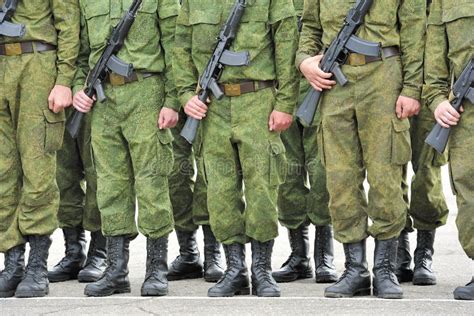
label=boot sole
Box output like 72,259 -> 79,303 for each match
373,288 -> 403,299
78,274 -> 102,283
15,288 -> 49,298
204,275 -> 223,283
251,288 -> 281,297
454,293 -> 474,300
0,290 -> 15,298
316,274 -> 338,284
141,288 -> 168,297
208,287 -> 250,297
48,274 -> 78,283
84,286 -> 131,297
168,270 -> 203,281
324,288 -> 371,298
273,271 -> 314,283
413,277 -> 436,286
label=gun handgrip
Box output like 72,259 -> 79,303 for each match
296,88 -> 322,127
180,117 -> 200,144
425,123 -> 451,154
66,111 -> 85,139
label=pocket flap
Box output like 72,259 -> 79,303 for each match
83,3 -> 110,19
392,118 -> 410,132
189,9 -> 221,25
157,129 -> 174,145
269,140 -> 286,155
442,3 -> 474,23
43,109 -> 66,123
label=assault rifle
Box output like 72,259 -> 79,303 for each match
425,59 -> 474,153
296,0 -> 379,127
67,0 -> 142,138
180,0 -> 250,144
0,0 -> 25,37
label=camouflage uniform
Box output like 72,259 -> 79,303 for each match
0,0 -> 79,252
56,110 -> 100,232
423,0 -> 474,261
297,0 -> 425,244
174,0 -> 298,297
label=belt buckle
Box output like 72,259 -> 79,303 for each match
224,84 -> 241,97
348,53 -> 366,66
109,73 -> 126,86
5,43 -> 22,56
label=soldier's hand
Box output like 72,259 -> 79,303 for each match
269,110 -> 293,132
73,90 -> 95,113
299,55 -> 336,92
395,96 -> 421,119
434,100 -> 463,128
158,107 -> 179,129
184,95 -> 208,120
48,85 -> 72,113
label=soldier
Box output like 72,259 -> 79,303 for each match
168,115 -> 225,282
272,0 -> 337,284
174,0 -> 298,297
423,0 -> 473,301
47,113 -> 106,284
0,0 -> 80,298
71,0 -> 179,297
298,0 -> 425,299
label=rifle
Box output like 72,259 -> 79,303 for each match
66,0 -> 142,138
296,0 -> 379,127
425,59 -> 474,154
180,0 -> 250,144
0,0 -> 25,37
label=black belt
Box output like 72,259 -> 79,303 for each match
346,46 -> 400,66
0,41 -> 56,56
108,71 -> 156,86
218,80 -> 275,97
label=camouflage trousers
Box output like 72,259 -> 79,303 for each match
449,100 -> 474,259
169,111 -> 209,232
90,75 -> 174,239
278,80 -> 330,229
201,88 -> 287,245
56,109 -> 101,232
402,106 -> 449,231
319,57 -> 409,243
0,51 -> 64,252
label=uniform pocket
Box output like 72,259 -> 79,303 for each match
43,110 -> 66,153
156,129 -> 175,176
391,118 -> 412,165
269,140 -> 287,186
83,3 -> 110,48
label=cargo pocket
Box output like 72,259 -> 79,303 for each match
188,7 -> 221,55
156,129 -> 175,176
269,140 -> 287,186
316,123 -> 326,167
83,3 -> 110,48
391,118 -> 411,165
43,109 -> 66,153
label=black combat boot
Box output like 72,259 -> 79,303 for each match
395,229 -> 414,282
0,244 -> 25,298
454,269 -> 474,301
325,240 -> 371,298
78,230 -> 107,282
272,225 -> 313,282
413,230 -> 436,285
251,239 -> 280,297
15,236 -> 52,298
141,236 -> 169,296
48,227 -> 87,282
84,236 -> 131,297
314,226 -> 338,283
168,230 -> 203,280
208,243 -> 250,297
202,225 -> 225,282
373,238 -> 403,299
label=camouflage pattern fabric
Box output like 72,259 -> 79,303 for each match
297,1 -> 426,243
56,109 -> 101,232
174,0 -> 299,244
402,105 -> 449,232
423,0 -> 474,258
0,52 -> 65,252
75,0 -> 179,239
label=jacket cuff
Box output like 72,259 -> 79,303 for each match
55,75 -> 73,88
164,95 -> 181,111
400,86 -> 422,101
178,90 -> 196,110
274,102 -> 295,115
295,53 -> 312,72
428,95 -> 449,114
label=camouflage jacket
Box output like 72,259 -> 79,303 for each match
73,0 -> 180,110
423,0 -> 474,112
293,0 -> 303,16
0,0 -> 80,87
173,0 -> 299,114
296,0 -> 426,101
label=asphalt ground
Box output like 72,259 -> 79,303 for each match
1,166 -> 473,315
